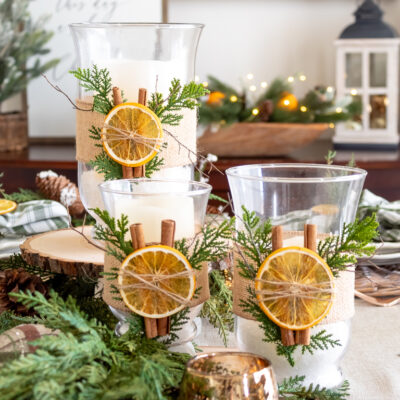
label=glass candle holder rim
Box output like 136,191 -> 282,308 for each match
99,178 -> 212,196
185,351 -> 273,379
226,163 -> 367,183
69,22 -> 204,30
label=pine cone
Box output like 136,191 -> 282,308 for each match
258,100 -> 274,122
0,269 -> 48,316
36,170 -> 85,218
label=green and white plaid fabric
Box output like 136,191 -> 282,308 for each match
359,190 -> 400,242
0,200 -> 69,237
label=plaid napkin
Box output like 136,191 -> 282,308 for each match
358,190 -> 400,242
0,200 -> 69,237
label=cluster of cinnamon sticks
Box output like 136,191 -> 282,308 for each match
272,224 -> 317,346
130,219 -> 176,339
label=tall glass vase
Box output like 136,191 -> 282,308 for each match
70,23 -> 203,219
227,163 -> 367,389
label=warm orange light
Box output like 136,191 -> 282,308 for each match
206,91 -> 225,105
277,92 -> 298,110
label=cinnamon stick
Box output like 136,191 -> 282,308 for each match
295,224 -> 317,346
132,88 -> 148,179
130,223 -> 158,339
112,87 -> 134,179
157,219 -> 176,336
272,226 -> 295,346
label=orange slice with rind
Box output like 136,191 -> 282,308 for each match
255,246 -> 334,331
0,199 -> 17,215
118,245 -> 195,318
102,102 -> 163,167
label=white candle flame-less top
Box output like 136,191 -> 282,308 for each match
114,195 -> 195,243
98,59 -> 187,101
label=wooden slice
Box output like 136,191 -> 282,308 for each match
20,227 -> 104,279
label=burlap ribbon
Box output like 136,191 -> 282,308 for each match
102,252 -> 210,313
75,97 -> 197,167
233,231 -> 355,325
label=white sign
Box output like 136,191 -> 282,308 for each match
28,0 -> 162,138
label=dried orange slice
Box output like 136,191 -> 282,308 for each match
0,199 -> 17,215
255,247 -> 334,330
118,245 -> 195,318
102,102 -> 163,167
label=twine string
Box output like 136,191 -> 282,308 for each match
119,269 -> 194,305
102,123 -> 164,152
255,278 -> 334,301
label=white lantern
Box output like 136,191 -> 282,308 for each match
334,0 -> 400,149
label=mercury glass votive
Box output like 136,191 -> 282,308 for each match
227,163 -> 367,389
99,178 -> 211,354
179,352 -> 279,400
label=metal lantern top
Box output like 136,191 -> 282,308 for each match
339,0 -> 398,39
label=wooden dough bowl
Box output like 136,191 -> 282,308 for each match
20,227 -> 104,279
197,122 -> 329,157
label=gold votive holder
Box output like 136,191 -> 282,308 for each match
179,351 -> 279,400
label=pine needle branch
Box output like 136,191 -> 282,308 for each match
279,375 -> 350,399
148,79 -> 209,125
88,151 -> 123,181
318,214 -> 379,276
70,65 -> 113,115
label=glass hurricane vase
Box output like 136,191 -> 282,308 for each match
70,23 -> 203,220
99,178 -> 211,354
227,163 -> 367,389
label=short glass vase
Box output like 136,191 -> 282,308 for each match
226,163 -> 367,389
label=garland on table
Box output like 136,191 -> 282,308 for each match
199,75 -> 362,126
70,65 -> 209,181
234,206 -> 378,366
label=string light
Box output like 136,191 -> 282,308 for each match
327,86 -> 334,93
261,81 -> 268,88
287,76 -> 295,83
252,108 -> 259,116
202,81 -> 209,88
194,75 -> 200,82
230,95 -> 238,102
249,85 -> 257,92
350,89 -> 358,96
336,107 -> 343,113
246,73 -> 254,80
384,97 -> 390,106
329,123 -> 335,129
283,99 -> 290,106
299,75 -> 307,81
300,106 -> 307,112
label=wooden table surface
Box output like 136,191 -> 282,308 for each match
0,140 -> 399,200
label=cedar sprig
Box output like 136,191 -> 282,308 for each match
148,78 -> 209,125
279,375 -> 350,400
92,208 -> 133,262
200,269 -> 234,346
240,289 -> 341,367
88,125 -> 103,148
0,253 -> 54,279
88,151 -> 123,181
174,218 -> 234,270
318,214 -> 378,277
70,65 -> 113,115
145,154 -> 165,178
234,206 -> 272,280
0,290 -> 189,400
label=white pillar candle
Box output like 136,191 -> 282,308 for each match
98,59 -> 186,101
114,195 -> 195,243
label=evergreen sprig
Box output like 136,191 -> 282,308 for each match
88,151 -> 123,180
2,188 -> 43,203
175,218 -> 234,270
200,269 -> 234,346
234,208 -> 341,366
148,79 -> 209,125
92,208 -> 133,262
0,290 -> 189,400
318,215 -> 378,277
70,65 -> 114,115
279,375 -> 350,400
